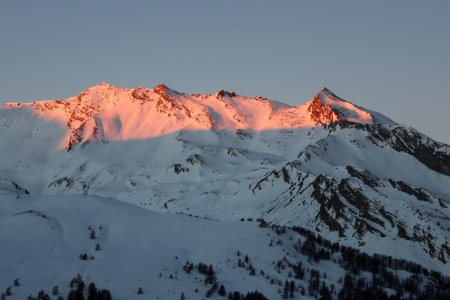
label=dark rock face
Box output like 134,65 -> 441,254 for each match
365,125 -> 450,176
216,90 -> 236,98
67,117 -> 105,151
0,177 -> 30,196
389,180 -> 433,203
390,127 -> 450,176
186,154 -> 203,166
365,124 -> 392,146
67,122 -> 86,151
306,174 -> 390,241
310,175 -> 346,237
346,166 -> 381,189
171,164 -> 189,174
307,96 -> 339,126
153,84 -> 171,96
48,177 -> 74,188
131,87 -> 153,103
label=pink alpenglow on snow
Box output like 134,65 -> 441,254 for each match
4,83 -> 390,150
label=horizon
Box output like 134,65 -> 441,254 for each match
1,1 -> 449,144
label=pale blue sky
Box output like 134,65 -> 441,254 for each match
1,1 -> 449,143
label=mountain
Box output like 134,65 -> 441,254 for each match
1,83 -> 450,295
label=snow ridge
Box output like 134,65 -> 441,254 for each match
4,83 -> 392,150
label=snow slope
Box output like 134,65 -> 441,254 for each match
0,192 -> 448,299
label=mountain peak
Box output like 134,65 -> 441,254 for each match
318,87 -> 340,99
153,83 -> 180,96
154,83 -> 168,91
215,90 -> 237,98
319,86 -> 332,94
307,87 -> 374,125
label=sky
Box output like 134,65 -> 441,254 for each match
1,1 -> 449,143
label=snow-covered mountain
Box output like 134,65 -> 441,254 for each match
1,83 -> 450,295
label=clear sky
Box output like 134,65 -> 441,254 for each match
1,1 -> 449,143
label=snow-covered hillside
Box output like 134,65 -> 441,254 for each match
1,83 -> 450,289
1,192 -> 449,299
